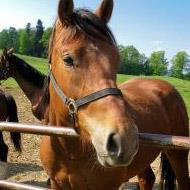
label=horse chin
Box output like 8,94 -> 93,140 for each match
97,150 -> 138,168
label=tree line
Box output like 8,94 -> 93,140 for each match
118,45 -> 190,80
0,19 -> 52,57
0,20 -> 190,80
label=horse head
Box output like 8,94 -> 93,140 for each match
49,0 -> 139,167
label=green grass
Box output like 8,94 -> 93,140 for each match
1,52 -> 190,117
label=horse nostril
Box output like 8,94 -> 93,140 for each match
106,133 -> 121,156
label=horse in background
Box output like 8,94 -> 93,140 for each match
0,48 -> 48,121
0,90 -> 21,162
0,0 -> 189,189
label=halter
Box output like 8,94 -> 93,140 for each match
49,68 -> 122,133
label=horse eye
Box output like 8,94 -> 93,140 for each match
63,56 -> 74,67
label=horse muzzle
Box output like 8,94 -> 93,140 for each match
93,125 -> 139,168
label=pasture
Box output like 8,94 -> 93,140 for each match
0,53 -> 190,189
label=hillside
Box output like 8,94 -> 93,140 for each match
1,52 -> 190,117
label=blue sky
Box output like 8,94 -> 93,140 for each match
0,0 -> 190,59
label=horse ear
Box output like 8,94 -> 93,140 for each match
58,0 -> 74,25
95,0 -> 114,23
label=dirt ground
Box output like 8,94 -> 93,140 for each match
1,87 -> 190,190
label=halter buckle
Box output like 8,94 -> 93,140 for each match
65,98 -> 78,114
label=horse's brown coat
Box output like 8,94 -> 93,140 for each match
0,0 -> 189,189
40,0 -> 189,189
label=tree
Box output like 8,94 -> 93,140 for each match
41,27 -> 52,57
149,51 -> 168,76
34,19 -> 44,57
19,23 -> 36,55
171,51 -> 190,79
19,29 -> 31,55
0,28 -> 19,50
0,29 -> 9,49
119,45 -> 142,75
139,53 -> 152,75
26,23 -> 32,34
7,27 -> 18,49
118,45 -> 151,75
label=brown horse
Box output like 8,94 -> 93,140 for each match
40,0 -> 189,189
0,0 -> 189,189
0,48 -> 48,121
0,51 -> 178,189
0,90 -> 21,162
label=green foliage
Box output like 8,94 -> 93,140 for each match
19,29 -> 31,55
118,45 -> 151,75
0,27 -> 18,50
0,20 -> 48,58
149,51 -> 168,76
41,27 -> 53,57
34,19 -> 44,57
0,29 -> 9,48
171,51 -> 190,79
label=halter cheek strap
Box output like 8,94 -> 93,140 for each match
49,71 -> 122,133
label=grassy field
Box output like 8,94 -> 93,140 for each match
1,52 -> 190,117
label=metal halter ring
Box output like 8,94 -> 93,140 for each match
65,98 -> 78,114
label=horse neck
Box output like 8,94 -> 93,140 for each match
10,56 -> 46,105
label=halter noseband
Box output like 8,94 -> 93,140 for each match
49,69 -> 122,133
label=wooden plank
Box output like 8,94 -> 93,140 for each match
139,133 -> 190,150
0,122 -> 190,150
0,180 -> 49,190
0,122 -> 78,137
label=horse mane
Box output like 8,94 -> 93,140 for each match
11,55 -> 46,88
48,8 -> 117,62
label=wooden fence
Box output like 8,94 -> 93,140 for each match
0,122 -> 190,190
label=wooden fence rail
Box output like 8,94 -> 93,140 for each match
0,180 -> 49,190
0,122 -> 190,150
0,122 -> 190,190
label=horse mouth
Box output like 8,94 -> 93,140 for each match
97,149 -> 138,168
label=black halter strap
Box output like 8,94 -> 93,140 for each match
50,72 -> 122,113
49,71 -> 122,132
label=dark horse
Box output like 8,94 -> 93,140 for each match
0,90 -> 21,162
0,0 -> 189,189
